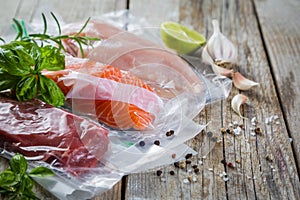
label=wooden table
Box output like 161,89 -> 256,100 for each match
1,0 -> 300,199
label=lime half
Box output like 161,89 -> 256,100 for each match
160,21 -> 206,55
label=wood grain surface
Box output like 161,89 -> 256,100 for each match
0,0 -> 299,199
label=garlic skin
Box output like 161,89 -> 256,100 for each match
233,72 -> 259,90
231,94 -> 249,118
202,20 -> 237,77
211,64 -> 234,77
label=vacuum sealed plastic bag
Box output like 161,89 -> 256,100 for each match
0,9 -> 232,200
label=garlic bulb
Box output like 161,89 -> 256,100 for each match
233,72 -> 259,90
231,94 -> 249,118
202,20 -> 237,77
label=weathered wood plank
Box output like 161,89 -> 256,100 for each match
254,0 -> 300,171
217,0 -> 300,199
0,1 -> 126,200
129,0 -> 180,27
126,0 -> 300,200
126,1 -> 228,199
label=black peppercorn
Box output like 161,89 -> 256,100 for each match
154,140 -> 160,146
207,131 -> 213,137
139,141 -> 145,147
166,130 -> 175,137
185,160 -> 191,164
185,153 -> 193,159
156,170 -> 162,176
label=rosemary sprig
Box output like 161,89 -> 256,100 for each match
13,12 -> 100,57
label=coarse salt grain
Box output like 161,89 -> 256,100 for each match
192,176 -> 197,182
183,178 -> 190,184
208,168 -> 214,172
198,160 -> 203,165
251,117 -> 256,123
219,171 -> 227,177
223,177 -> 229,182
233,126 -> 242,135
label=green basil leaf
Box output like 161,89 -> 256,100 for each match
16,75 -> 37,101
23,175 -> 34,191
10,154 -> 27,176
17,174 -> 34,196
38,75 -> 64,107
0,68 -> 21,91
29,166 -> 54,177
28,42 -> 41,65
38,45 -> 65,71
0,41 -> 34,76
0,170 -> 17,187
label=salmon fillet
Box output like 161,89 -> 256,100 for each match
44,57 -> 161,130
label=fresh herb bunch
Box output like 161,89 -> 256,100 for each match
0,40 -> 65,106
13,13 -> 99,58
0,13 -> 99,107
0,153 -> 54,200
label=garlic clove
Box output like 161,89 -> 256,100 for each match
233,72 -> 259,90
231,94 -> 249,118
202,19 -> 237,66
212,64 -> 234,77
202,44 -> 214,65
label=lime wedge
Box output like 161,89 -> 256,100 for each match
160,21 -> 206,54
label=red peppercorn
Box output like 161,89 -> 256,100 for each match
227,162 -> 234,168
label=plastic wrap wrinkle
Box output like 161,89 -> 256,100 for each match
0,9 -> 233,200
63,71 -> 164,115
0,96 -> 109,175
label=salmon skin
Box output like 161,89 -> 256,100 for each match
0,95 -> 109,176
44,57 -> 163,130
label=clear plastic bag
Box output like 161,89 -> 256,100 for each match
0,9 -> 232,200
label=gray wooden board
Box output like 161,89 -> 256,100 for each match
125,0 -> 300,199
254,0 -> 300,172
0,0 -> 300,199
